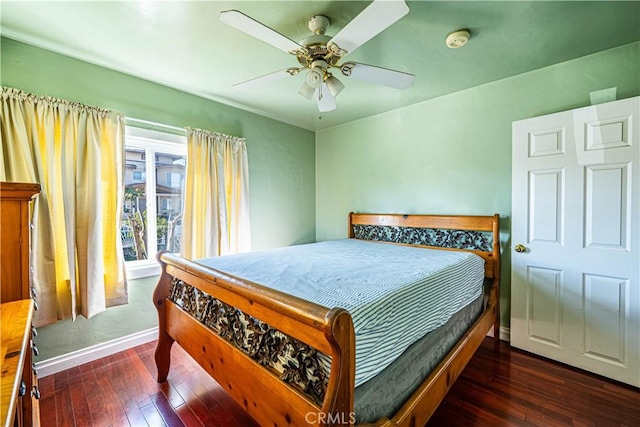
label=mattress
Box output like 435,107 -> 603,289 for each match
354,293 -> 484,423
195,238 -> 485,386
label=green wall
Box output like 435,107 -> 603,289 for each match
316,42 -> 640,328
0,37 -> 316,250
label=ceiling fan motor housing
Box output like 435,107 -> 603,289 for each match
308,15 -> 330,35
297,15 -> 343,68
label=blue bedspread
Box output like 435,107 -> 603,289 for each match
196,238 -> 484,386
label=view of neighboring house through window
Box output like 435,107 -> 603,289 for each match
121,127 -> 186,267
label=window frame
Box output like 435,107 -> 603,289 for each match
123,126 -> 187,279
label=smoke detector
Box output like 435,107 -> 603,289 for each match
446,29 -> 470,49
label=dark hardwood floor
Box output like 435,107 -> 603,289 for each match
39,338 -> 640,426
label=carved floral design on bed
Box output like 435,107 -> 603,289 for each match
169,277 -> 331,405
352,225 -> 493,252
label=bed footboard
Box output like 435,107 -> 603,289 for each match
153,251 -> 356,427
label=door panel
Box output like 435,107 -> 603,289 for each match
525,266 -> 563,347
528,169 -> 564,245
584,163 -> 631,250
511,97 -> 639,387
583,273 -> 628,366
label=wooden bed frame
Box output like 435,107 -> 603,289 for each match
153,213 -> 500,426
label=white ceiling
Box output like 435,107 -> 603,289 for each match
1,1 -> 639,131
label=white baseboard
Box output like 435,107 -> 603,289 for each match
486,326 -> 511,342
35,327 -> 158,378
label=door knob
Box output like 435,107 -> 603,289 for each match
514,244 -> 527,253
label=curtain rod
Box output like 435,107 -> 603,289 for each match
125,117 -> 186,136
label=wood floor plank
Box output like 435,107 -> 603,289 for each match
208,403 -> 247,427
80,365 -> 111,427
430,399 -> 498,427
150,391 -> 185,426
138,342 -> 162,381
106,352 -> 145,410
119,347 -> 161,408
92,356 -> 131,427
160,379 -> 186,409
139,401 -> 166,427
53,370 -> 68,393
53,387 -> 74,427
183,371 -> 222,410
173,381 -> 222,426
174,403 -> 203,427
124,405 -> 148,427
67,373 -> 93,427
38,395 -> 57,427
452,378 -> 528,421
39,337 -> 640,427
38,374 -> 55,396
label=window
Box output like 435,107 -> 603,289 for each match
167,172 -> 184,188
122,126 -> 187,277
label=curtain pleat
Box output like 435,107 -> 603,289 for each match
0,86 -> 127,326
182,127 -> 250,259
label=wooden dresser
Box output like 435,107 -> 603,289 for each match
0,182 -> 41,303
0,300 -> 37,427
0,182 -> 41,426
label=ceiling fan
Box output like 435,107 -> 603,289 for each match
219,0 -> 415,113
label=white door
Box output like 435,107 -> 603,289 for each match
511,97 -> 640,387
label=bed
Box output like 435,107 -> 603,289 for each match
153,213 -> 500,426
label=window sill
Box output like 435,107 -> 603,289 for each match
125,261 -> 161,280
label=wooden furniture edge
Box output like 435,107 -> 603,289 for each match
0,182 -> 41,201
349,212 -> 498,232
321,308 -> 356,422
1,299 -> 34,427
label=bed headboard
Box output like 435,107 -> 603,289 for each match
348,212 -> 500,281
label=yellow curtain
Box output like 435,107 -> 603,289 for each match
0,87 -> 127,326
182,127 -> 250,259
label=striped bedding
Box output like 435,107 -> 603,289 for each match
195,238 -> 484,386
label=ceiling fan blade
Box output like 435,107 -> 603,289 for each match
328,0 -> 409,56
233,69 -> 296,91
340,62 -> 415,89
317,83 -> 337,112
219,10 -> 302,53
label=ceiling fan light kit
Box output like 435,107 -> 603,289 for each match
306,63 -> 326,87
219,0 -> 415,113
298,81 -> 316,100
326,75 -> 345,97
